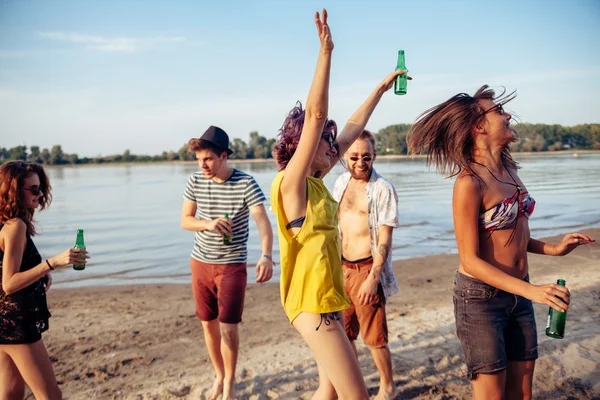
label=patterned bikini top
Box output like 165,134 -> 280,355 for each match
470,161 -> 536,240
479,190 -> 536,231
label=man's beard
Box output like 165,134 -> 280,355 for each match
350,166 -> 371,181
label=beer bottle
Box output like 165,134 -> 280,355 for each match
73,229 -> 86,271
223,214 -> 232,245
394,50 -> 408,95
545,279 -> 567,339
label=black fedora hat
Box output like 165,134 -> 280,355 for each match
199,125 -> 233,155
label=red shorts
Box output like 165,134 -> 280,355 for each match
342,256 -> 388,348
190,259 -> 247,324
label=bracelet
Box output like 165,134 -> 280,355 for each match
262,254 -> 272,261
45,259 -> 54,271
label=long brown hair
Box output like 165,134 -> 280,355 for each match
407,85 -> 518,180
0,161 -> 52,236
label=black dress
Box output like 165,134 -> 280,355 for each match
0,230 -> 51,344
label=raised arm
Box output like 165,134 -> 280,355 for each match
338,70 -> 409,155
280,9 -> 333,197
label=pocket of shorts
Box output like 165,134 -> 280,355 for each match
464,287 -> 493,302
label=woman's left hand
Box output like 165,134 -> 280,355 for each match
44,273 -> 53,292
553,232 -> 595,256
380,69 -> 413,91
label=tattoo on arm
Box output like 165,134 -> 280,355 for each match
378,244 -> 389,261
371,265 -> 382,280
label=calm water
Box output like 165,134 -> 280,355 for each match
33,154 -> 600,288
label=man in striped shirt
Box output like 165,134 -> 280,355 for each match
181,125 -> 273,400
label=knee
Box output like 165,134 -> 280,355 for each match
219,325 -> 238,344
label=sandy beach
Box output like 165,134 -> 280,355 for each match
31,229 -> 600,399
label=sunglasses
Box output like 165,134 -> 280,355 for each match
24,185 -> 42,196
482,103 -> 505,117
321,132 -> 336,149
349,155 -> 373,163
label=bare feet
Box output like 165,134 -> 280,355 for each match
222,379 -> 237,400
207,378 -> 223,400
375,387 -> 398,400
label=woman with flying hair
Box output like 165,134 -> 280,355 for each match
406,86 -> 594,399
270,9 -> 408,399
0,161 -> 89,399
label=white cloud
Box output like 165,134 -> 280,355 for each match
37,31 -> 190,53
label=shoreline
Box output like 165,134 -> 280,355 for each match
35,228 -> 600,399
42,149 -> 600,168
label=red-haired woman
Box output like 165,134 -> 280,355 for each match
407,86 -> 594,400
0,161 -> 89,399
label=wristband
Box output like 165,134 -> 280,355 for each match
45,259 -> 54,271
262,254 -> 272,261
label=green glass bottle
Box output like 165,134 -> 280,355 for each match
394,50 -> 407,95
223,213 -> 232,245
545,279 -> 567,339
72,229 -> 86,271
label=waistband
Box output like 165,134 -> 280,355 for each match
342,255 -> 373,269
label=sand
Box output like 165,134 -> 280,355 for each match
31,229 -> 600,399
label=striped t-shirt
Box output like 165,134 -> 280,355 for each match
183,169 -> 266,264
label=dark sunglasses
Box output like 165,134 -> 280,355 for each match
321,132 -> 335,149
482,103 -> 505,117
349,155 -> 373,163
24,185 -> 42,196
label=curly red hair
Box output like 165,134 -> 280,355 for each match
0,161 -> 52,236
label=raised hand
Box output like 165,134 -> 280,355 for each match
49,248 -> 90,268
381,69 -> 413,91
315,9 -> 333,51
553,232 -> 595,256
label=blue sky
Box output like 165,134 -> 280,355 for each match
1,0 -> 599,157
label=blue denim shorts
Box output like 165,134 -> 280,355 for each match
453,272 -> 538,380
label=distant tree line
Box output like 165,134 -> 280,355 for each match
375,123 -> 600,155
2,124 -> 599,165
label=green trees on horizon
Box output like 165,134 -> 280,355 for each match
2,123 -> 599,166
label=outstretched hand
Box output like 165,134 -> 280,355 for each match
381,69 -> 413,91
315,9 -> 333,51
553,232 -> 595,256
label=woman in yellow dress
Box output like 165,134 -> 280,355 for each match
270,9 -> 408,399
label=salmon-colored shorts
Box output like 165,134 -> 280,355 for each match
342,256 -> 388,348
190,259 -> 247,324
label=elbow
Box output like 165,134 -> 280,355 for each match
3,285 -> 16,296
304,107 -> 328,123
459,254 -> 478,276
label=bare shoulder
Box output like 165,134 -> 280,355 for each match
454,173 -> 482,198
1,218 -> 27,243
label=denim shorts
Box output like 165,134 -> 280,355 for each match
453,271 -> 538,380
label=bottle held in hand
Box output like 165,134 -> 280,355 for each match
72,229 -> 86,271
545,279 -> 567,339
394,50 -> 408,95
223,214 -> 232,245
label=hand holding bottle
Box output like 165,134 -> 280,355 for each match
526,282 -> 570,312
381,69 -> 412,92
208,217 -> 232,238
48,248 -> 89,269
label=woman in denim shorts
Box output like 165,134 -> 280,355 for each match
406,86 -> 595,399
